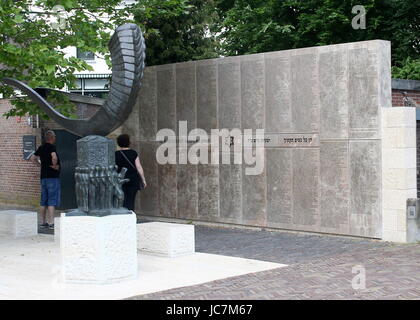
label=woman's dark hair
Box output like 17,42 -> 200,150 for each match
117,134 -> 130,148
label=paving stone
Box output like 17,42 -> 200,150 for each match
128,225 -> 420,300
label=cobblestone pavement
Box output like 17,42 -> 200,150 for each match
129,226 -> 420,300
194,226 -> 390,264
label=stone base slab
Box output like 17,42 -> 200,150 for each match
137,222 -> 195,257
54,216 -> 61,243
60,212 -> 137,284
0,210 -> 37,238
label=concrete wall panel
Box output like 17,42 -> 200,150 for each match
128,40 -> 402,240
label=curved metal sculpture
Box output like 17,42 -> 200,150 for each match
1,23 -> 146,137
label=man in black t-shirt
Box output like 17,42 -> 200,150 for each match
31,130 -> 61,230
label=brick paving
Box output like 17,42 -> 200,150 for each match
194,226 -> 390,264
129,226 -> 420,300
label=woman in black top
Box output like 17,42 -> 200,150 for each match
115,134 -> 147,211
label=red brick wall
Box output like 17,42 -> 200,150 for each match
0,99 -> 42,207
392,89 -> 420,107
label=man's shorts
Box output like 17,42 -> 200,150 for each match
40,178 -> 61,207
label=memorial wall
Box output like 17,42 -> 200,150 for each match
116,40 -> 415,240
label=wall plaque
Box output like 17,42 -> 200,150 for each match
227,133 -> 320,148
23,135 -> 36,160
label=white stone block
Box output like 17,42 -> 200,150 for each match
60,213 -> 137,284
383,189 -> 417,210
382,229 -> 407,243
137,222 -> 195,257
54,216 -> 61,243
383,168 -> 417,190
382,107 -> 416,128
382,127 -> 416,149
396,212 -> 408,232
382,148 -> 416,169
0,210 -> 37,238
382,209 -> 399,231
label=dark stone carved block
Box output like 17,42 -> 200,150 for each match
69,135 -> 130,217
77,135 -> 115,168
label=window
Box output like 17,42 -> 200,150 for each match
76,48 -> 95,61
70,76 -> 110,99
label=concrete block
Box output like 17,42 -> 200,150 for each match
320,141 -> 350,233
138,66 -> 158,140
219,153 -> 242,224
319,48 -> 349,139
198,163 -> 219,220
241,54 -> 265,129
266,148 -> 293,226
60,213 -> 137,284
176,62 -> 196,131
264,51 -> 292,133
377,41 -> 392,109
242,151 -> 267,226
0,210 -> 37,238
218,57 -> 241,129
177,160 -> 198,220
291,51 -> 320,133
349,140 -> 381,238
158,163 -> 177,218
157,64 -> 176,131
138,142 -> 159,216
196,60 -> 218,133
292,148 -> 320,228
137,222 -> 195,257
348,46 -> 379,139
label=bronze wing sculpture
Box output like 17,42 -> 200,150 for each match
1,23 -> 146,137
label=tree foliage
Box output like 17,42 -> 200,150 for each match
215,0 -> 419,79
1,0 -> 419,121
392,58 -> 420,81
132,0 -> 220,66
0,0 -> 132,118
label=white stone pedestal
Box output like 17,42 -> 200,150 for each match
54,216 -> 61,243
60,212 -> 137,284
0,210 -> 37,238
382,107 -> 417,242
137,222 -> 195,257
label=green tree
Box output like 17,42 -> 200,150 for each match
0,0 -> 133,118
392,58 -> 420,80
215,0 -> 420,79
132,0 -> 221,66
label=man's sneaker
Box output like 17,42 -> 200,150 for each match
40,223 -> 49,228
48,224 -> 54,230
